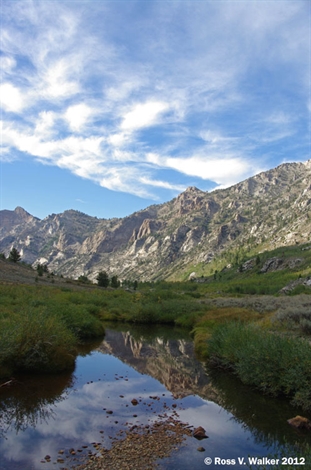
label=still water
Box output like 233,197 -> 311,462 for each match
0,324 -> 310,469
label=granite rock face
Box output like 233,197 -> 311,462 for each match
1,160 -> 311,281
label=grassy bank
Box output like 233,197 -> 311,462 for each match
207,321 -> 311,410
0,283 -> 206,377
0,285 -> 105,377
1,281 -> 249,377
1,274 -> 311,412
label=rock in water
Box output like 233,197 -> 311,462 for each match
193,426 -> 208,439
287,415 -> 311,430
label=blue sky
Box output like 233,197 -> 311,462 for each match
1,0 -> 310,220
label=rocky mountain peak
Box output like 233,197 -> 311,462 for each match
0,159 -> 310,281
304,159 -> 311,169
14,206 -> 39,221
184,186 -> 205,194
0,207 -> 38,236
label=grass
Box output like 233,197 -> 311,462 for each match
207,321 -> 311,410
0,308 -> 76,376
0,285 -> 105,378
192,306 -> 262,359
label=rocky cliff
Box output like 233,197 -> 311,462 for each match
1,160 -> 310,281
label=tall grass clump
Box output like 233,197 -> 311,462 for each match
0,285 -> 107,378
208,322 -> 311,410
0,308 -> 76,376
192,307 -> 262,359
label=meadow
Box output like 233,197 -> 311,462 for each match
1,242 -> 311,410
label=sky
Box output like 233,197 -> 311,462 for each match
1,0 -> 310,220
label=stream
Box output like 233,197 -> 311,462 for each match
0,323 -> 310,469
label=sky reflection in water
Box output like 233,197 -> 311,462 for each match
0,328 -> 309,470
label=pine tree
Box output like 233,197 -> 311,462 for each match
96,271 -> 109,287
111,275 -> 120,288
9,247 -> 21,263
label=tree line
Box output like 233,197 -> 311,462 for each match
95,271 -> 138,289
1,248 -> 138,289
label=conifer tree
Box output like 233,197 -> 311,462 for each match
9,247 -> 21,263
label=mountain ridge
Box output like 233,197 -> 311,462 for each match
1,159 -> 310,281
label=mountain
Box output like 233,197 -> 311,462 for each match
1,160 -> 311,281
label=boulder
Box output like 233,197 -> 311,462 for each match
260,257 -> 283,273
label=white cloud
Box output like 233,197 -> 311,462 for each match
107,132 -> 129,147
105,78 -> 145,103
199,130 -> 239,146
264,112 -> 293,126
0,83 -> 25,112
121,101 -> 169,131
99,167 -> 149,196
139,176 -> 185,192
165,155 -> 253,187
65,103 -> 93,132
41,59 -> 79,99
0,146 -> 14,162
34,111 -> 58,138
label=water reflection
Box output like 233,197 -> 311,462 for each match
99,324 -> 219,401
0,325 -> 310,470
99,326 -> 311,446
0,372 -> 72,438
0,338 -> 102,439
207,369 -> 311,449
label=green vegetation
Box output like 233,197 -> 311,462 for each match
1,242 -> 311,411
110,275 -> 120,288
36,263 -> 48,276
77,274 -> 91,283
0,285 -> 105,378
8,247 -> 21,263
207,322 -> 311,410
171,241 -> 311,289
96,270 -> 109,287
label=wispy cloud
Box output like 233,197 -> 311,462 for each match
120,101 -> 169,131
1,0 -> 310,200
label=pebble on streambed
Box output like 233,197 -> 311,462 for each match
74,416 -> 194,470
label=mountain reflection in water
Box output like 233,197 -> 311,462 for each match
98,326 -> 218,400
0,325 -> 310,470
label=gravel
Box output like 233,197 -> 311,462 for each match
74,416 -> 193,470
